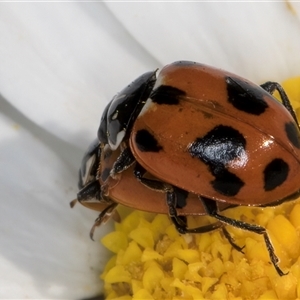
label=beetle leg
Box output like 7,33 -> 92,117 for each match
201,196 -> 287,276
222,227 -> 245,253
90,203 -> 118,240
75,178 -> 113,209
166,190 -> 225,234
134,163 -> 173,191
110,147 -> 135,177
261,81 -> 298,125
77,180 -> 101,202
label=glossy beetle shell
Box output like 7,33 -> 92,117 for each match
129,61 -> 300,206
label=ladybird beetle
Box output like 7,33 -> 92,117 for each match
70,139 -> 118,237
74,61 -> 300,276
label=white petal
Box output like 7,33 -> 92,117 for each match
107,2 -> 300,81
0,105 -> 110,298
0,3 -> 156,148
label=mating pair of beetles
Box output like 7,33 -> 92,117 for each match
72,61 -> 300,276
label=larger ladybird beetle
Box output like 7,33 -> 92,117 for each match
74,61 -> 300,276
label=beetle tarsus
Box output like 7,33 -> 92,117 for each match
262,232 -> 288,276
261,81 -> 299,126
89,203 -> 118,240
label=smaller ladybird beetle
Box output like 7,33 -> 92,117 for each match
70,139 -> 118,238
72,138 -> 232,240
73,61 -> 300,276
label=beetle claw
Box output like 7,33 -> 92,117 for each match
89,203 -> 118,240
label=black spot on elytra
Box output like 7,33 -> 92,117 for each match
226,76 -> 269,115
189,125 -> 246,169
285,122 -> 300,149
264,158 -> 289,191
150,85 -> 186,105
211,168 -> 245,197
135,129 -> 163,152
189,125 -> 246,196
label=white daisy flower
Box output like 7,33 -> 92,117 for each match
0,2 -> 300,299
